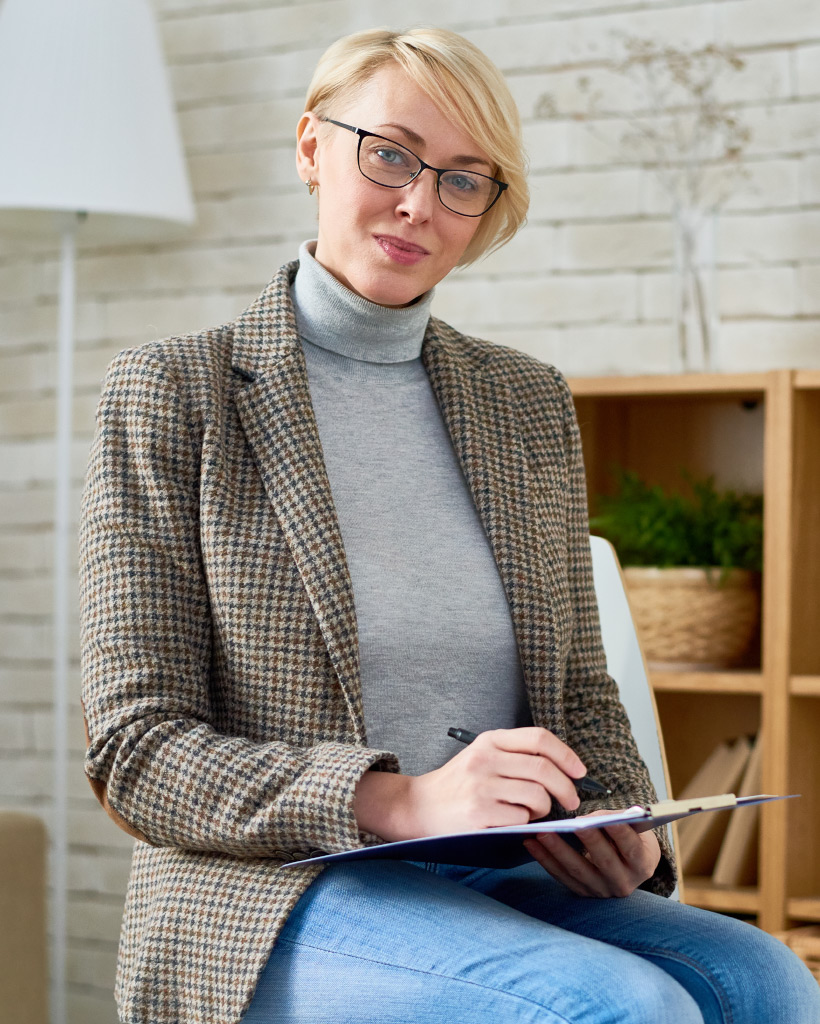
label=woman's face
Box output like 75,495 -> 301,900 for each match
296,63 -> 491,307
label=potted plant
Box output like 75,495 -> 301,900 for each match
590,469 -> 763,669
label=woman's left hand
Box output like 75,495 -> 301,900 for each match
522,816 -> 662,898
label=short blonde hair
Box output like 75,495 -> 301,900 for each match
304,27 -> 529,266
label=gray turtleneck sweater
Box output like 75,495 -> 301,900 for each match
291,241 -> 531,776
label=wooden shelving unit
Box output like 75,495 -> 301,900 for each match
684,877 -> 761,915
568,370 -> 820,935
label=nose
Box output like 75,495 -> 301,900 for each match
394,167 -> 438,222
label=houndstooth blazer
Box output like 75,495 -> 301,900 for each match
79,259 -> 676,1024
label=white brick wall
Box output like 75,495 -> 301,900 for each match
1,2 -> 819,1022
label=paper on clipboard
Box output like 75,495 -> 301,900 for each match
282,794 -> 794,871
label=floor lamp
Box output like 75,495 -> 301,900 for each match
0,2 -> 194,1022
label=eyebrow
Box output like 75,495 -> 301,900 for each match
376,122 -> 492,169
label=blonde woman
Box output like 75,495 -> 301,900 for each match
79,27 -> 819,1024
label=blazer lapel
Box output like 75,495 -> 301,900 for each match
230,265 -> 366,743
422,319 -> 560,726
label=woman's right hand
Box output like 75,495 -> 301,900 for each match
354,727 -> 587,842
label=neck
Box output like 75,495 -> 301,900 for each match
290,240 -> 434,364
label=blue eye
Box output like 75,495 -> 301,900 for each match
448,174 -> 479,192
443,173 -> 479,194
374,146 -> 410,167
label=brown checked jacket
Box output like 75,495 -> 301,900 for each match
79,260 -> 675,1024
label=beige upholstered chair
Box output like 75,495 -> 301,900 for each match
0,811 -> 48,1023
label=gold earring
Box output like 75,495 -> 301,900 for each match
305,178 -> 317,196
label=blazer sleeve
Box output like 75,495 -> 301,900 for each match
553,374 -> 677,897
79,347 -> 398,859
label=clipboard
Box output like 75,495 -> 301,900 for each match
282,794 -> 794,870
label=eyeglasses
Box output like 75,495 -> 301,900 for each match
321,118 -> 508,217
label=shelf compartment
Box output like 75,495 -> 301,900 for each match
574,393 -> 765,507
655,692 -> 760,801
683,876 -> 760,914
652,671 -> 763,695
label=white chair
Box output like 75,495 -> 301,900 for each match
590,535 -> 679,898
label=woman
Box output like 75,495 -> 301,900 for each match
79,26 -> 819,1024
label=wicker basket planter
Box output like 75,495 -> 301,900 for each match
623,566 -> 761,670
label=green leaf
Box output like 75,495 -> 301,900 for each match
589,467 -> 763,572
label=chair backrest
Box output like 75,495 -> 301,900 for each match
589,535 -> 679,894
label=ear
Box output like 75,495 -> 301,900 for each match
296,112 -> 321,185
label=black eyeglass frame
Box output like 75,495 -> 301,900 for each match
321,118 -> 508,217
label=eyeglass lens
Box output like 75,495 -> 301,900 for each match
358,136 -> 498,215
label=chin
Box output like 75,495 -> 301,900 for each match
371,291 -> 423,309
355,277 -> 426,309
352,282 -> 415,305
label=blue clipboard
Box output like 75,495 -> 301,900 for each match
282,794 -> 793,871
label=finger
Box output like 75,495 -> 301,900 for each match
579,827 -> 659,895
601,823 -> 643,860
575,814 -> 648,863
542,829 -> 643,900
588,823 -> 656,876
484,777 -> 554,821
578,825 -> 627,861
492,750 -> 580,811
479,801 -> 534,828
529,833 -> 611,898
604,826 -> 662,879
522,837 -> 598,898
526,827 -> 661,899
488,727 -> 586,780
575,829 -> 634,894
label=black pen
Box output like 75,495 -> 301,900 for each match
447,727 -> 612,797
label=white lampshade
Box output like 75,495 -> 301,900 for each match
0,0 -> 195,243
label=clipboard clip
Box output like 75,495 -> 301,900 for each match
646,794 -> 738,817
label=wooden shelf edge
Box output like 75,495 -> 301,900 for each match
791,676 -> 820,697
651,671 -> 763,694
794,370 -> 820,390
567,372 -> 774,397
787,898 -> 820,922
682,876 -> 760,914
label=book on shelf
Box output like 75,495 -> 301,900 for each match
677,735 -> 754,876
712,735 -> 763,887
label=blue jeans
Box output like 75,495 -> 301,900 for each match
243,860 -> 820,1023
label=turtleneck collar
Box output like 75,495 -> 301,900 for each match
290,240 -> 434,364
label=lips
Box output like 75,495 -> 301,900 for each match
375,235 -> 429,254
374,234 -> 430,265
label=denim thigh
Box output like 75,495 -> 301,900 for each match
242,860 -> 702,1024
467,861 -> 820,1024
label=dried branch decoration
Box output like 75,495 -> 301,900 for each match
537,37 -> 753,371
607,37 -> 751,212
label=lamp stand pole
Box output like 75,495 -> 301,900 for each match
51,212 -> 81,1024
